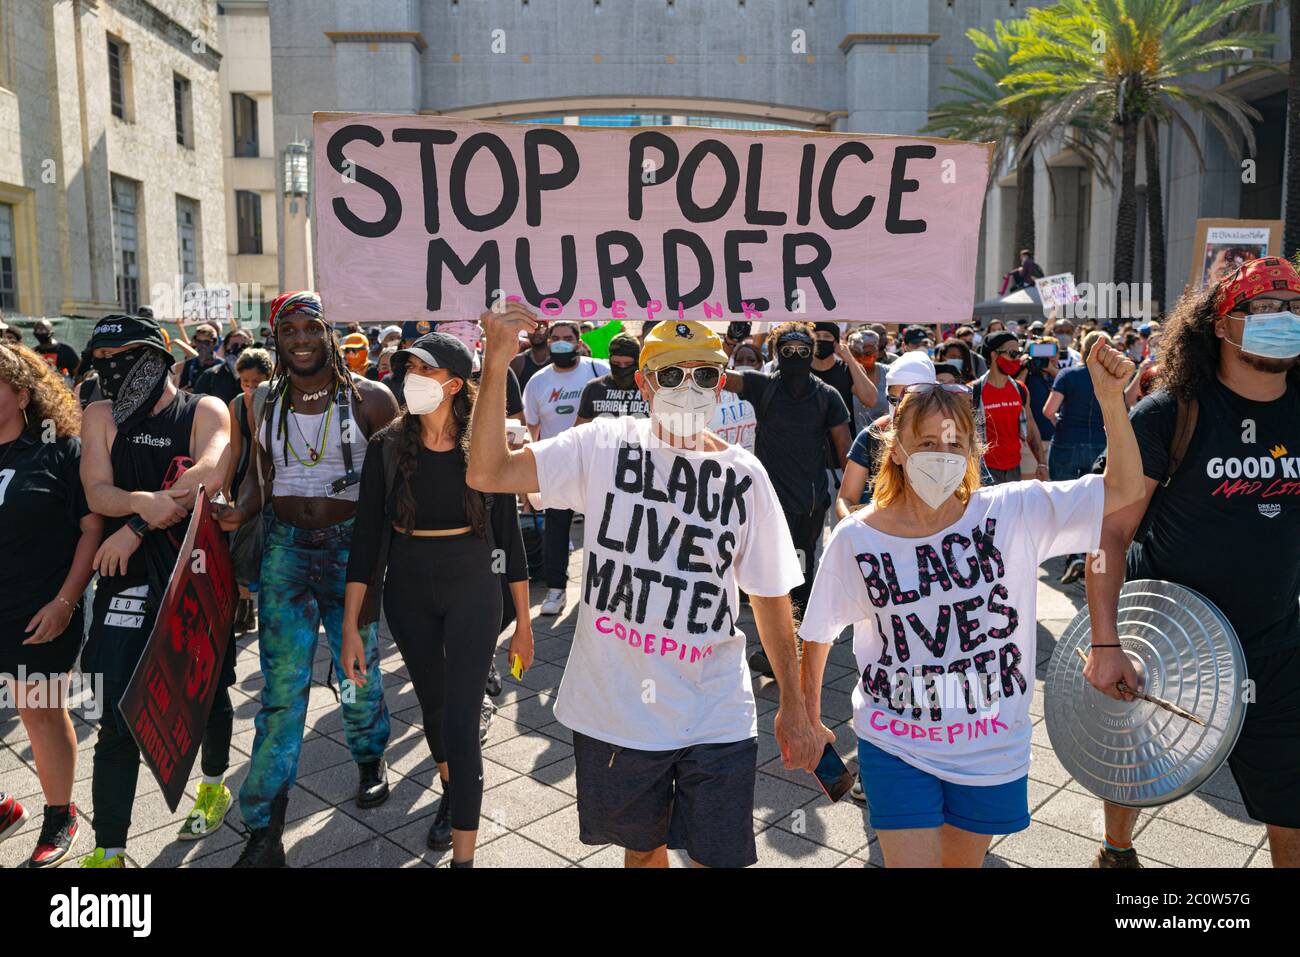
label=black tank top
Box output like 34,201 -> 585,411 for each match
108,390 -> 201,586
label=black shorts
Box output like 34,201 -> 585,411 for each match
571,730 -> 759,868
0,601 -> 85,678
1228,643 -> 1300,828
81,581 -> 159,731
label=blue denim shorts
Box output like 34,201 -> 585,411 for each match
857,737 -> 1030,835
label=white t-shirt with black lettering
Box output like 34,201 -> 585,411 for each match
799,475 -> 1104,785
522,358 -> 609,440
530,415 -> 804,750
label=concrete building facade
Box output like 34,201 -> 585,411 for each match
218,0 -> 278,321
0,0 -> 226,323
268,0 -> 1291,315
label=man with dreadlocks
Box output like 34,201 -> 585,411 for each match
78,315 -> 231,867
215,291 -> 400,867
1086,257 -> 1300,869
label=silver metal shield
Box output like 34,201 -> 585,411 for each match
1045,579 -> 1248,807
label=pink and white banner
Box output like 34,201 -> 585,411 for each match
312,112 -> 991,326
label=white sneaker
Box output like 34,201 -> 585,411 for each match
540,588 -> 567,616
850,779 -> 866,803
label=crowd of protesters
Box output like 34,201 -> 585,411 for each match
2,254 -> 1298,871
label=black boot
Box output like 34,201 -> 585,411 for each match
233,795 -> 287,868
356,759 -> 390,808
426,780 -> 452,851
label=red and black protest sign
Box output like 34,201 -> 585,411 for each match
120,488 -> 236,811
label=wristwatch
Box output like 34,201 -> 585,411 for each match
127,515 -> 149,538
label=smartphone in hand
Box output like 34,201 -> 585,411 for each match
812,743 -> 855,802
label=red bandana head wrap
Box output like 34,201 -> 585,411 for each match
1215,257 -> 1300,318
268,290 -> 324,332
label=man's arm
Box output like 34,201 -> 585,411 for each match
1042,390 -> 1064,422
1025,413 -> 1048,474
1083,482 -> 1155,700
80,401 -> 187,526
749,593 -> 825,772
721,369 -> 745,395
355,377 -> 400,438
837,342 -> 877,408
467,306 -> 542,494
829,422 -> 851,470
169,395 -> 231,509
836,460 -> 869,521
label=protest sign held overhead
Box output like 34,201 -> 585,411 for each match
313,113 -> 991,326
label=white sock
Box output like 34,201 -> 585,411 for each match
202,774 -> 223,786
103,847 -> 125,860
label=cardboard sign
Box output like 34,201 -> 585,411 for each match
181,286 -> 232,323
1035,272 -> 1080,315
1190,218 -> 1283,289
312,113 -> 991,325
120,489 -> 236,812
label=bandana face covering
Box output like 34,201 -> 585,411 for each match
95,348 -> 170,427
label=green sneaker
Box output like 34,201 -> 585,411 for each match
177,782 -> 232,841
79,847 -> 126,868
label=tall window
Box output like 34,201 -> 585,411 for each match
173,73 -> 192,147
233,93 -> 258,158
176,196 -> 200,287
0,203 -> 16,311
111,176 -> 140,313
107,36 -> 128,119
236,190 -> 262,255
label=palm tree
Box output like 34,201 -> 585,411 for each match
1004,0 -> 1277,287
922,20 -> 1107,274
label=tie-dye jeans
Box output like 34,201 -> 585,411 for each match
239,516 -> 390,829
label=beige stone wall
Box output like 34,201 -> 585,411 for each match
0,0 -> 226,320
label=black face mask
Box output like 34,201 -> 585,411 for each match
814,340 -> 835,360
552,350 -> 579,369
609,360 -> 637,387
93,356 -> 131,399
36,331 -> 52,345
777,350 -> 813,384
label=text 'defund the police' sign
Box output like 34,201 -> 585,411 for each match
312,113 -> 991,325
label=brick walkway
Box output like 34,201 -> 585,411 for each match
0,542 -> 1273,868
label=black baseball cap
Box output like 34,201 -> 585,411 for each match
902,325 -> 932,346
87,314 -> 170,355
392,332 -> 473,381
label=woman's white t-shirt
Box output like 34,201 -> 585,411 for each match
530,415 -> 804,750
799,475 -> 1105,785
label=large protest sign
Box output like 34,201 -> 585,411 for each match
1035,272 -> 1080,315
313,113 -> 991,325
120,489 -> 236,812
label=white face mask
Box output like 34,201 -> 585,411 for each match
900,446 -> 967,510
404,374 -> 446,415
650,381 -> 718,438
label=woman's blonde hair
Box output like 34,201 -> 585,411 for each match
871,386 -> 982,509
0,342 -> 81,439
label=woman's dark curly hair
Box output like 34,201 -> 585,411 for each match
0,342 -> 81,438
1160,281 -> 1300,401
384,376 -> 487,539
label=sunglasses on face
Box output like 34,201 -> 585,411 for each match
900,382 -> 973,398
653,365 -> 722,390
997,348 -> 1022,359
779,344 -> 812,359
1236,298 -> 1300,316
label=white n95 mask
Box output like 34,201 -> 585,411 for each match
403,375 -> 446,415
901,448 -> 967,510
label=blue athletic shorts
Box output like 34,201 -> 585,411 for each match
856,737 -> 1031,835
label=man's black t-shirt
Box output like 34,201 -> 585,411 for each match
179,355 -> 219,390
1127,380 -> 1300,653
471,366 -> 524,418
812,358 -> 857,435
193,361 -> 242,405
36,342 -> 81,378
739,369 -> 849,515
577,375 -> 650,420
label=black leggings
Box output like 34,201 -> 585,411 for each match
383,532 -> 502,832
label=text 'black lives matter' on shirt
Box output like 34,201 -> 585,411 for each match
577,374 -> 650,420
1127,380 -> 1300,653
530,415 -> 803,750
799,475 -> 1104,785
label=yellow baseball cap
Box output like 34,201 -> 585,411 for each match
640,320 -> 727,372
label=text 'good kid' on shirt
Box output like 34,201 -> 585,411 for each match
799,475 -> 1104,785
530,415 -> 804,750
523,357 -> 609,439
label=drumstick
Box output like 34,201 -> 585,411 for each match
1073,648 -> 1207,727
